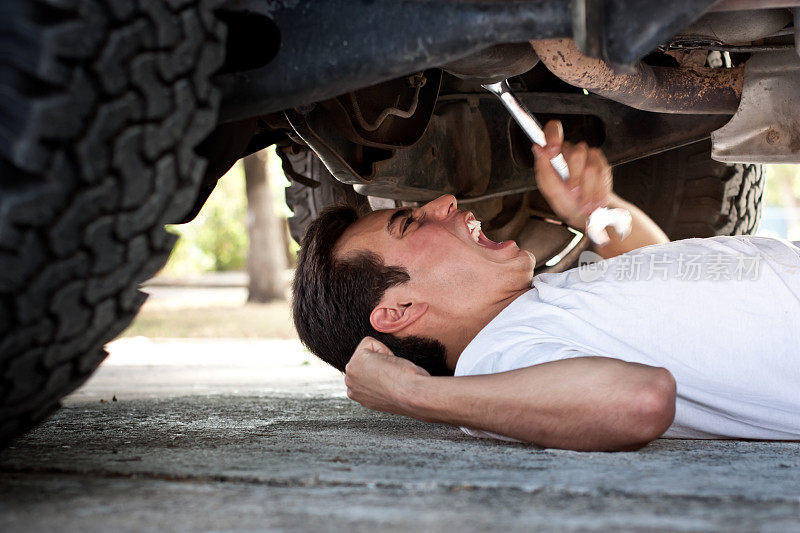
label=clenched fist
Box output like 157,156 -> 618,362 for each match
533,120 -> 613,231
344,337 -> 430,417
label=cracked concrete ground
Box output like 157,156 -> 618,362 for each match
1,337 -> 799,532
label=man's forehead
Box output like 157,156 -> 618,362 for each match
334,208 -> 395,258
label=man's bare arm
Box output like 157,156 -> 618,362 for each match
345,337 -> 676,452
532,121 -> 669,260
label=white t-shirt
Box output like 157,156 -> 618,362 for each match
455,236 -> 800,441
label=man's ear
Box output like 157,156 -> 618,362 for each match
369,288 -> 428,334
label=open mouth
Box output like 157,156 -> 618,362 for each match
464,212 -> 513,250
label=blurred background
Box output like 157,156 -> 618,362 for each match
123,148 -> 297,341
121,160 -> 800,343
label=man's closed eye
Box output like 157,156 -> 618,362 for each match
401,216 -> 414,235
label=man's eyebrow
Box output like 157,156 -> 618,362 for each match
387,207 -> 412,236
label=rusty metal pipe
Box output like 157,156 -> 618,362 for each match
531,39 -> 743,114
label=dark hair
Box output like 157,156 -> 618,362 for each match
292,204 -> 451,376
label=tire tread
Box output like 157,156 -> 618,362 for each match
0,0 -> 225,445
614,140 -> 764,241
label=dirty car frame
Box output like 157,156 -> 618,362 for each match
284,91 -> 731,202
215,0 -> 719,123
205,0 -> 787,206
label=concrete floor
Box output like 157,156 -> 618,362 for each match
1,337 -> 799,532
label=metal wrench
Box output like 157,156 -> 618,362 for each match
481,80 -> 632,246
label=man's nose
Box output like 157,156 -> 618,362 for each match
422,194 -> 457,220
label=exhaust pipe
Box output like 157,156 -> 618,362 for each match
531,39 -> 742,114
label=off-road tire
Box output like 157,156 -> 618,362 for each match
278,145 -> 368,244
613,140 -> 764,240
0,0 -> 226,445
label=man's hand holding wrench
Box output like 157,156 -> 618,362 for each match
483,80 -> 632,247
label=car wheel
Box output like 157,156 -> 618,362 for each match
279,144 -> 369,244
0,0 -> 226,444
613,139 -> 764,239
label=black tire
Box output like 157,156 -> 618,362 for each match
0,0 -> 226,444
613,140 -> 764,240
278,144 -> 368,244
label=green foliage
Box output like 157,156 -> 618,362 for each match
164,161 -> 249,274
162,149 -> 294,274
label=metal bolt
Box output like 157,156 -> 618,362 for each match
766,129 -> 780,145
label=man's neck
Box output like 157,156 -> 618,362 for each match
442,287 -> 531,370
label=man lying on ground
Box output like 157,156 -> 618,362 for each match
291,121 -> 800,451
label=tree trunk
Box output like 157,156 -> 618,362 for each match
244,149 -> 288,302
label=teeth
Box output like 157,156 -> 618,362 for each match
465,218 -> 481,243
